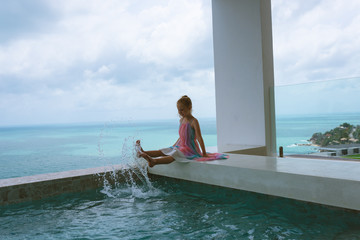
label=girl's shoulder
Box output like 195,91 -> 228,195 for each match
189,117 -> 199,127
180,116 -> 197,125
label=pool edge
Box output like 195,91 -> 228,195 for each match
0,165 -> 140,205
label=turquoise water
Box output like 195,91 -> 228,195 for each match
1,177 -> 360,239
2,114 -> 360,239
0,119 -> 217,179
1,113 -> 360,179
276,112 -> 360,155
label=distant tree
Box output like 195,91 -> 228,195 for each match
309,123 -> 357,147
354,126 -> 360,140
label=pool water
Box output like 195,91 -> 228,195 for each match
1,177 -> 360,239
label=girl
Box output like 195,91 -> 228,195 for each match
136,95 -> 228,167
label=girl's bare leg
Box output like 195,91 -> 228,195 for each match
139,152 -> 156,168
136,140 -> 174,167
139,153 -> 174,168
143,150 -> 167,157
136,140 -> 166,157
153,156 -> 175,164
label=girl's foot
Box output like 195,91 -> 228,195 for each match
135,140 -> 143,158
136,140 -> 155,167
139,152 -> 155,168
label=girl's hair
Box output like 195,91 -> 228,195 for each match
177,95 -> 192,109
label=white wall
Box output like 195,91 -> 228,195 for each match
212,0 -> 276,155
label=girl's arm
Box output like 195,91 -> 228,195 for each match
192,118 -> 208,157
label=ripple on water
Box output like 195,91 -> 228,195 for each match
1,176 -> 360,239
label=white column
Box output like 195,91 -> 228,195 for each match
212,0 -> 276,156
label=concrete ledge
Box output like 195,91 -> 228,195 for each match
0,165 -> 133,205
148,153 -> 360,211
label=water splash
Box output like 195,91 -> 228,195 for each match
96,122 -> 163,199
99,151 -> 164,199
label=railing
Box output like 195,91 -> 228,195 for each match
274,77 -> 360,158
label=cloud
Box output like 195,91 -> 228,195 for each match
0,0 -> 214,125
127,1 -> 208,66
0,67 -> 216,125
2,0 -> 358,125
272,0 -> 360,85
0,0 -> 211,81
0,0 -> 59,43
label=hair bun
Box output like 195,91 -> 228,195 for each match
177,95 -> 192,109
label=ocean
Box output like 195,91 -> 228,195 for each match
1,113 -> 359,179
0,119 -> 216,180
276,112 -> 360,155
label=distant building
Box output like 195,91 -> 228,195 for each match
318,144 -> 360,157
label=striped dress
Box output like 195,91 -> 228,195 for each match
160,120 -> 228,162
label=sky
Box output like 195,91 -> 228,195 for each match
0,0 -> 359,126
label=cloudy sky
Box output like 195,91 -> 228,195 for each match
1,0 -> 359,126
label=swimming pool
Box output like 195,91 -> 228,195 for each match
1,176 -> 360,239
